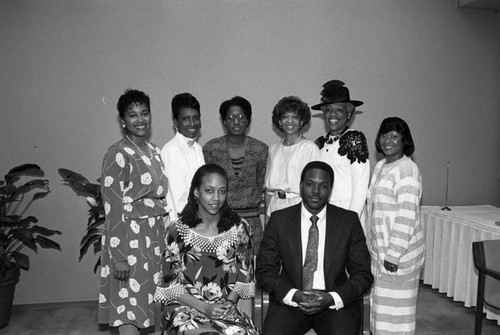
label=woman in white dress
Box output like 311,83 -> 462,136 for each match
264,96 -> 319,218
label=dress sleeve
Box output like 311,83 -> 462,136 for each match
384,164 -> 422,265
297,142 -> 320,180
264,146 -> 273,190
256,144 -> 268,193
233,220 -> 255,299
101,146 -> 129,263
349,159 -> 370,216
161,145 -> 182,221
202,142 -> 213,164
341,131 -> 370,217
308,142 -> 320,162
154,224 -> 188,303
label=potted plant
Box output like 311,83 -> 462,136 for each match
0,164 -> 61,328
57,168 -> 104,273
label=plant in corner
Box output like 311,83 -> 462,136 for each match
57,168 -> 104,273
0,163 -> 61,328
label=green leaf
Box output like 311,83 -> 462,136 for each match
0,164 -> 62,275
0,215 -> 21,225
58,168 -> 100,198
12,253 -> 30,270
80,228 -> 102,246
14,179 -> 50,196
92,239 -> 102,255
32,191 -> 51,201
93,258 -> 101,274
86,219 -> 105,231
57,168 -> 90,184
58,168 -> 103,266
18,216 -> 39,226
88,208 -> 103,218
35,236 -> 61,250
79,233 -> 102,261
10,229 -> 37,252
0,184 -> 16,196
0,258 -> 15,275
5,164 -> 44,184
30,225 -> 62,237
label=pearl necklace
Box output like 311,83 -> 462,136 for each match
126,135 -> 152,159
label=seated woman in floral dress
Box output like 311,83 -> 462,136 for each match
155,164 -> 258,335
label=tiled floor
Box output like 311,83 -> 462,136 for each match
2,283 -> 499,334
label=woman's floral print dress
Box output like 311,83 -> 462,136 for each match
98,138 -> 169,329
155,219 -> 258,335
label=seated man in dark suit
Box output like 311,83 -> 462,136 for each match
256,161 -> 373,335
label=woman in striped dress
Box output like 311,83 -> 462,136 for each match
366,117 -> 424,335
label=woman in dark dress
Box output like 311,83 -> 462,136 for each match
203,96 -> 268,254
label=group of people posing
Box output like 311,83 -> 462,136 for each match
98,79 -> 424,335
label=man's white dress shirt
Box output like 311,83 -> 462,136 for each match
282,204 -> 344,310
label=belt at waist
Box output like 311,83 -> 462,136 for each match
122,198 -> 168,219
234,206 -> 260,218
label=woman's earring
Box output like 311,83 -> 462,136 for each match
122,124 -> 125,128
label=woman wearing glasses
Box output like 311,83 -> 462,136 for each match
203,96 -> 268,254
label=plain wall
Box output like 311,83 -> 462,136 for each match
1,0 -> 499,304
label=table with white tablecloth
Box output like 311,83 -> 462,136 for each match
421,205 -> 500,325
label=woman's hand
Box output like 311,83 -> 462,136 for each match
204,301 -> 233,319
114,261 -> 131,281
220,300 -> 237,317
384,260 -> 398,273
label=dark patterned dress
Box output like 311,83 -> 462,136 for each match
155,219 -> 258,335
99,138 -> 169,328
203,136 -> 268,254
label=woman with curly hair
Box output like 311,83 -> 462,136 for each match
155,164 -> 258,335
99,89 -> 168,335
264,96 -> 319,217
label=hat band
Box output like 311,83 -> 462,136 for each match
322,98 -> 350,104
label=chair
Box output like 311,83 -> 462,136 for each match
472,239 -> 500,335
254,285 -> 368,335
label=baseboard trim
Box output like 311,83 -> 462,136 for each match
13,300 -> 98,309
